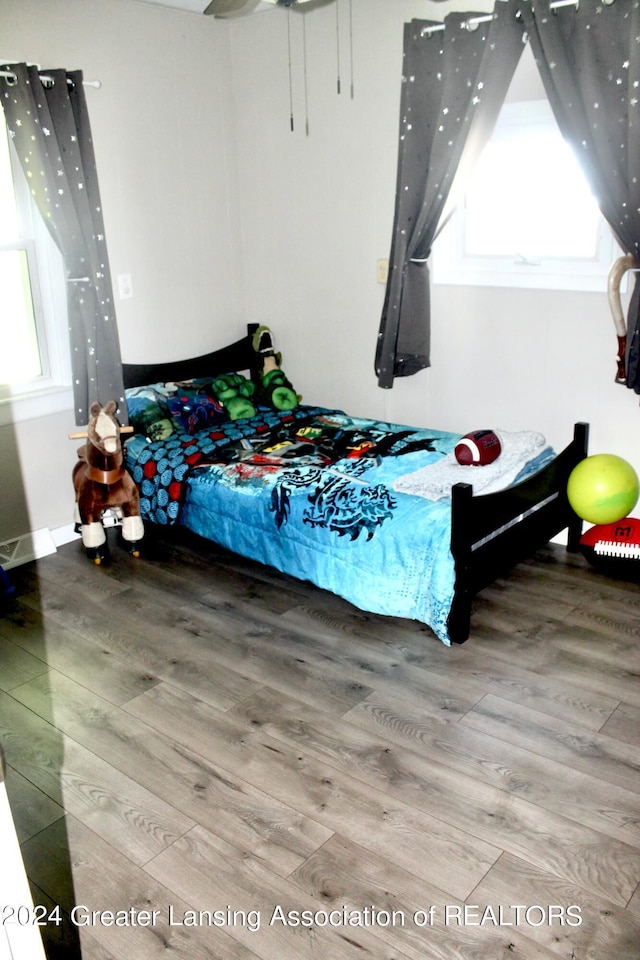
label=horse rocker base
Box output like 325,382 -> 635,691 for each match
71,401 -> 143,565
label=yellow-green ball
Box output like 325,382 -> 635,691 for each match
567,454 -> 639,525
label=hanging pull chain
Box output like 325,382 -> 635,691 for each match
302,15 -> 310,136
287,8 -> 294,131
348,0 -> 354,99
336,0 -> 341,94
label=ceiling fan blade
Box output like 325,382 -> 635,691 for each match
277,0 -> 336,6
281,0 -> 337,10
204,0 -> 335,14
203,0 -> 270,17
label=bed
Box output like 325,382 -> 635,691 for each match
122,325 -> 588,646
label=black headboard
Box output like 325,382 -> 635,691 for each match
122,323 -> 260,389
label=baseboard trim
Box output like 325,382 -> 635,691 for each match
51,523 -> 81,548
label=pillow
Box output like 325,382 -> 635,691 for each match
125,384 -> 175,440
166,393 -> 228,434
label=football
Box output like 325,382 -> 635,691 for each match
579,516 -> 640,580
454,429 -> 502,466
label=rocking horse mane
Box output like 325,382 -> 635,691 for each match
82,400 -> 126,485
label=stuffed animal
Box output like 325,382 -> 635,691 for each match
207,372 -> 257,420
251,325 -> 299,411
205,327 -> 300,419
71,400 -> 144,564
257,366 -> 299,411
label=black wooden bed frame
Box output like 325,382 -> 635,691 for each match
122,324 -> 589,644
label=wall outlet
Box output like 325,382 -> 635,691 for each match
376,259 -> 389,284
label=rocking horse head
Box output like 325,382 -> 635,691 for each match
82,401 -> 125,484
72,400 -> 144,564
86,399 -> 121,458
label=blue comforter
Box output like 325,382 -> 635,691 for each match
125,406 -> 551,645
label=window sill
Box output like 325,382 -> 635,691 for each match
432,268 -> 617,294
0,384 -> 73,427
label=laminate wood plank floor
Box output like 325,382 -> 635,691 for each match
0,530 -> 639,960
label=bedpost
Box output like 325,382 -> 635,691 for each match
566,421 -> 589,553
247,323 -> 261,384
448,482 -> 473,644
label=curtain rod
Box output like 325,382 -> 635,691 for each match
422,13 -> 495,34
0,68 -> 101,88
420,0 -> 614,36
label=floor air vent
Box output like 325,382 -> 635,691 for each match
0,529 -> 57,570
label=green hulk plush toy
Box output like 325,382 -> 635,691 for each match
208,372 -> 256,420
207,327 -> 301,420
251,325 -> 299,412
258,366 -> 299,411
208,327 -> 300,420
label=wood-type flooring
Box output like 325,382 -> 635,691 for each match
0,528 -> 638,960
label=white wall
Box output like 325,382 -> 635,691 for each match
2,0 -> 639,551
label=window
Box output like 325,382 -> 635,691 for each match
432,100 -> 623,292
0,108 -> 70,424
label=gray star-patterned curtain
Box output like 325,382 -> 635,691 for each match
375,0 -> 525,389
519,0 -> 640,394
1,63 -> 126,425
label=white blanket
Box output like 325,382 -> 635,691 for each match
393,429 -> 547,501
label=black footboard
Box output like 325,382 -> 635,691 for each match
447,422 -> 589,644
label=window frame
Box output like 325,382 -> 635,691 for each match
431,99 -> 623,294
0,105 -> 71,426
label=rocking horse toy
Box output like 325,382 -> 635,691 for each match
71,400 -> 144,564
608,252 -> 637,385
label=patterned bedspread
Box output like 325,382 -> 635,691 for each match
126,406 -> 332,525
124,406 -> 551,645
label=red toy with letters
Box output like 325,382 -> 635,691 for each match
579,517 -> 640,580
